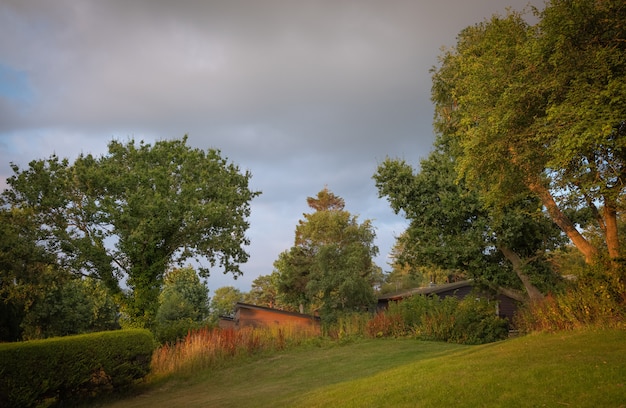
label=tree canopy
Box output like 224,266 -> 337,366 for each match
1,136 -> 260,327
431,0 -> 626,267
274,188 -> 379,320
374,136 -> 563,303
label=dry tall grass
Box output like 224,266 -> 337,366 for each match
150,325 -> 319,378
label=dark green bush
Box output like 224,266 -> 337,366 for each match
379,295 -> 509,344
0,329 -> 154,407
154,318 -> 207,344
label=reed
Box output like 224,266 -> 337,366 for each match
150,324 -> 319,378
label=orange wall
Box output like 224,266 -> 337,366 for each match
237,308 -> 319,332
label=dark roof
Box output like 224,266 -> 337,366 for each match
378,280 -> 473,301
234,302 -> 320,320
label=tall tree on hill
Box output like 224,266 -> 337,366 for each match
2,136 -> 260,327
374,135 -> 563,303
431,1 -> 626,268
274,187 -> 379,320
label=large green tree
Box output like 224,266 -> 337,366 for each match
2,137 -> 260,327
274,188 -> 379,319
431,1 -> 626,267
374,136 -> 563,303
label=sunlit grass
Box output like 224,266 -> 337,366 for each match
101,328 -> 626,407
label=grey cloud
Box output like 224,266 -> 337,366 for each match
0,0 -> 545,292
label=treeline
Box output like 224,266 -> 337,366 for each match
2,0 -> 626,343
374,0 -> 626,324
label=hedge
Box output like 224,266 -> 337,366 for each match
0,329 -> 155,407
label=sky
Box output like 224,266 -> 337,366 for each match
0,0 -> 544,295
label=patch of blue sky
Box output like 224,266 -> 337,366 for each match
0,63 -> 34,103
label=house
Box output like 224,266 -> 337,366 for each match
219,302 -> 321,333
377,280 -> 519,321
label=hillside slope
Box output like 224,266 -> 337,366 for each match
103,329 -> 626,407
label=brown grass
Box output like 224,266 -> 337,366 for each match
150,325 -> 319,378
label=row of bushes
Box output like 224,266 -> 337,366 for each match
0,329 -> 155,408
365,295 -> 510,344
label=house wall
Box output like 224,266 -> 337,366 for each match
496,294 -> 518,321
236,307 -> 320,333
218,317 -> 236,330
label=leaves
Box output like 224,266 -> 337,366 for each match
431,1 -> 626,263
1,136 -> 260,328
275,188 -> 379,318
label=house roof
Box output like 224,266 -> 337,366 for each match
234,302 -> 320,320
377,280 -> 473,301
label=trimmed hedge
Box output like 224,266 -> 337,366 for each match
0,329 -> 155,407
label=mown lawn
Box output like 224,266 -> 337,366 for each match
99,329 -> 626,407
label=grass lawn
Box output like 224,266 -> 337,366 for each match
99,329 -> 626,407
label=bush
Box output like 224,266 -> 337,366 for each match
365,311 -> 405,338
154,318 -> 208,345
515,271 -> 626,333
372,295 -> 509,344
0,329 -> 154,407
323,312 -> 371,340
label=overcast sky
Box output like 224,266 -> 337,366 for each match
0,0 -> 543,294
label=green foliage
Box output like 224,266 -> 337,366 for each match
0,329 -> 154,407
154,318 -> 206,346
275,188 -> 379,318
154,266 -> 210,344
515,268 -> 626,333
20,277 -> 119,340
379,295 -> 509,345
1,137 -> 260,328
431,1 -> 626,264
323,312 -> 372,341
209,286 -> 243,323
374,143 -> 562,302
244,273 -> 284,309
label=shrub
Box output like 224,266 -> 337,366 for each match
374,295 -> 509,344
324,312 -> 371,340
0,329 -> 154,407
365,311 -> 405,338
515,271 -> 626,333
154,318 -> 208,345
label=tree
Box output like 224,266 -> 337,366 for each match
244,273 -> 282,309
274,188 -> 379,320
0,207 -> 66,340
431,1 -> 626,267
2,137 -> 260,327
20,277 -> 119,340
154,266 -> 210,343
209,286 -> 243,322
155,266 -> 210,324
374,136 -> 563,303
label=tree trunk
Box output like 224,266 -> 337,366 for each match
603,202 -> 620,259
499,246 -> 545,303
497,286 -> 526,303
527,181 -> 599,264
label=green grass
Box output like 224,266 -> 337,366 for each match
99,329 -> 626,408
